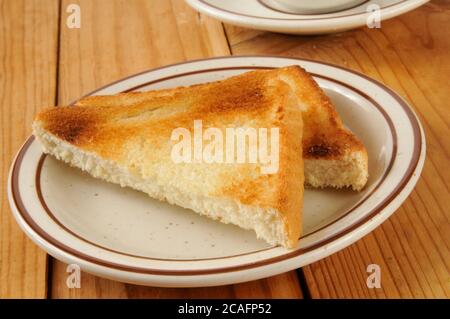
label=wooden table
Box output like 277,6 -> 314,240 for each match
1,0 -> 449,299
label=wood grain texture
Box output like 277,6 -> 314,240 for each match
50,0 -> 303,298
0,0 -> 59,298
59,0 -> 230,104
225,0 -> 450,298
51,261 -> 303,298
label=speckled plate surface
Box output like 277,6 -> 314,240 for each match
8,56 -> 425,287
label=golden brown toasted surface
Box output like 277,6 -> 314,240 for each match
275,66 -> 365,160
37,69 -> 280,158
75,66 -> 366,161
36,106 -> 102,144
34,69 -> 304,240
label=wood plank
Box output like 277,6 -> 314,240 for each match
225,0 -> 450,298
58,0 -> 230,104
0,0 -> 59,298
51,0 -> 303,298
51,260 -> 303,298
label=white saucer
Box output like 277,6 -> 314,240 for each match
8,56 -> 425,287
185,0 -> 429,34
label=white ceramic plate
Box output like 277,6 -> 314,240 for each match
185,0 -> 429,34
8,56 -> 425,287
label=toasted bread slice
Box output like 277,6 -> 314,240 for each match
77,66 -> 368,191
33,69 -> 304,248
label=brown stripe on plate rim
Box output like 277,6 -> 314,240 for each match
196,0 -> 408,21
11,59 -> 422,276
39,67 -> 397,261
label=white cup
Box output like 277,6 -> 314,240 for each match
270,0 -> 367,14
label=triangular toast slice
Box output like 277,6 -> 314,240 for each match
77,66 -> 368,191
33,68 -> 304,248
